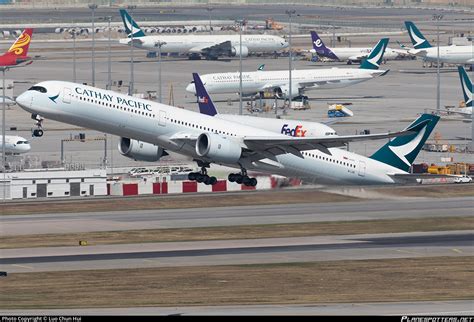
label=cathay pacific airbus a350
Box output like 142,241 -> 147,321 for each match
187,38 -> 390,99
16,79 -> 438,186
404,21 -> 474,65
118,9 -> 288,60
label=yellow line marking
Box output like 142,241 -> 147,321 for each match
452,248 -> 463,254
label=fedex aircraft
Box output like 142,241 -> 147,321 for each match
186,38 -> 390,99
404,21 -> 474,65
0,135 -> 31,155
0,28 -> 34,68
310,31 -> 405,64
16,78 -> 439,186
118,9 -> 288,60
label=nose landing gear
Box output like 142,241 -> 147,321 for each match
31,114 -> 44,137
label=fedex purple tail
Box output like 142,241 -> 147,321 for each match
192,73 -> 218,116
310,31 -> 339,61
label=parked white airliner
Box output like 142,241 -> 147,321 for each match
118,9 -> 288,60
0,135 -> 31,154
16,80 -> 438,186
186,38 -> 390,98
405,21 -> 474,65
310,31 -> 406,64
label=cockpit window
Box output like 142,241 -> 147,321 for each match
28,86 -> 47,93
16,141 -> 29,144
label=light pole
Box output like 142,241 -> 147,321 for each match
206,6 -> 213,35
155,41 -> 165,103
128,5 -> 136,96
236,19 -> 244,115
433,14 -> 443,114
1,67 -> 8,202
88,3 -> 98,87
69,29 -> 77,83
286,9 -> 296,115
101,16 -> 113,90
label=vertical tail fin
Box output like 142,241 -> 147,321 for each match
458,66 -> 473,107
370,114 -> 440,172
6,28 -> 33,58
359,38 -> 389,70
310,31 -> 339,60
404,21 -> 432,49
192,73 -> 219,116
119,9 -> 146,38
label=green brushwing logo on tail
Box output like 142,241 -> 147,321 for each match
458,66 -> 473,107
405,21 -> 432,49
370,114 -> 440,172
119,9 -> 146,38
359,38 -> 389,70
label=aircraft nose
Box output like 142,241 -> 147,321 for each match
15,91 -> 31,109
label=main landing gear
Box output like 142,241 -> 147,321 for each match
188,162 -> 217,185
228,168 -> 257,187
31,114 -> 44,137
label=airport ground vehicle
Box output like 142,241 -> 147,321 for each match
454,175 -> 472,184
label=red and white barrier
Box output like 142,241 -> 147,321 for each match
107,175 -> 301,196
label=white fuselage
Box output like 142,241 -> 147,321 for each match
186,68 -> 386,96
119,34 -> 288,55
0,135 -> 31,154
16,81 -> 406,185
328,47 -> 404,61
409,45 -> 474,64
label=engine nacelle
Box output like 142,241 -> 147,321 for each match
195,133 -> 241,164
118,137 -> 168,162
274,84 -> 301,99
231,45 -> 249,57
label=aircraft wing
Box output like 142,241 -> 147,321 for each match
348,54 -> 367,61
242,127 -> 415,158
189,41 -> 232,57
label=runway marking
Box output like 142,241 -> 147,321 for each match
451,248 -> 463,254
395,249 -> 422,255
12,264 -> 34,270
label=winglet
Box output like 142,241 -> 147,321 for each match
310,31 -> 339,60
458,66 -> 473,107
370,113 -> 440,172
405,21 -> 432,49
119,9 -> 146,38
359,38 -> 389,70
192,73 -> 218,116
6,28 -> 33,58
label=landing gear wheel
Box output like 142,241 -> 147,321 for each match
32,129 -> 43,137
188,172 -> 198,181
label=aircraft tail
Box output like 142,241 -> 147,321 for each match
370,114 -> 440,172
5,28 -> 33,58
119,9 -> 146,38
310,31 -> 339,60
404,21 -> 432,49
192,73 -> 219,116
458,66 -> 473,107
359,38 -> 389,70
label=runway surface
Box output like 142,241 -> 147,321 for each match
2,300 -> 473,315
2,197 -> 473,235
1,231 -> 472,273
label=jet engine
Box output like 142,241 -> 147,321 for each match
274,84 -> 301,99
195,133 -> 241,164
118,137 -> 168,162
231,45 -> 249,57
